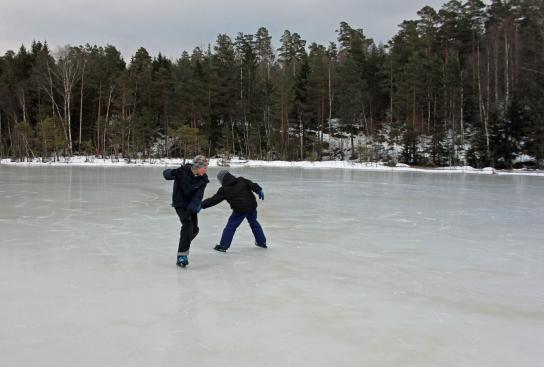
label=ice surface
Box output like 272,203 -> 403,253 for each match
1,165 -> 543,366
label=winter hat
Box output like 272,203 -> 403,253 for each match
217,170 -> 229,183
192,155 -> 208,168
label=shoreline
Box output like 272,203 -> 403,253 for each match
1,157 -> 543,176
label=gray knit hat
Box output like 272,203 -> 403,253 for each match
191,155 -> 208,168
217,170 -> 229,183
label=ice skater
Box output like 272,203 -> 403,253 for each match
163,155 -> 209,267
201,170 -> 267,252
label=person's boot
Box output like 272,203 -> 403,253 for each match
214,244 -> 227,252
176,255 -> 189,267
255,242 -> 267,249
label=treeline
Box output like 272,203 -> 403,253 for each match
0,0 -> 543,168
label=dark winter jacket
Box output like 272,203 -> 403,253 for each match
201,172 -> 262,213
163,164 -> 209,212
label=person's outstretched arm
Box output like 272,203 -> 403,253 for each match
244,178 -> 262,194
163,168 -> 175,180
244,178 -> 264,200
201,188 -> 226,209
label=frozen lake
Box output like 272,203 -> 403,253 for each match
1,165 -> 543,366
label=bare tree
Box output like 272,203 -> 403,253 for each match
78,59 -> 86,152
34,46 -> 83,155
55,46 -> 83,155
477,42 -> 490,159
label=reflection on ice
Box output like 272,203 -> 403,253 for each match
1,165 -> 543,366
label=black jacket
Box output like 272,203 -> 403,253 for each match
163,164 -> 209,212
201,172 -> 262,213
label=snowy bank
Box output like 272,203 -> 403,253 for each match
1,156 -> 543,176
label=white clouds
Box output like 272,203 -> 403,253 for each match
0,0 -> 448,59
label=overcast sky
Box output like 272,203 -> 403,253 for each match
1,0 -> 454,60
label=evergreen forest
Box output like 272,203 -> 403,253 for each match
1,0 -> 543,168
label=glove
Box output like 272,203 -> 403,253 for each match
258,190 -> 264,200
195,203 -> 202,213
162,168 -> 175,180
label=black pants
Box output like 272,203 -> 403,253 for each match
175,207 -> 199,255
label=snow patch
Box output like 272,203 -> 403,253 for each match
2,156 -> 544,176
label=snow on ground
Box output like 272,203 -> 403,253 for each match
2,155 -> 544,176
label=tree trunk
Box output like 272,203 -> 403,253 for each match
478,43 -> 490,161
258,125 -> 262,160
266,61 -> 272,158
451,92 -> 457,165
164,102 -> 169,158
460,70 -> 465,149
280,92 -> 285,156
350,128 -> 354,161
319,91 -> 324,159
266,105 -> 271,158
494,38 -> 499,109
362,103 -> 368,137
328,66 -> 333,146
513,23 -> 519,93
486,45 -> 490,124
299,117 -> 303,160
412,83 -> 416,130
504,31 -> 510,112
369,102 -> 374,143
103,84 -> 114,157
262,110 -> 267,158
427,90 -> 431,134
119,83 -> 127,154
18,88 -> 28,124
79,61 -> 86,152
97,84 -> 102,156
60,55 -> 81,156
45,62 -> 65,137
66,88 -> 73,155
389,62 -> 394,124
231,118 -> 236,155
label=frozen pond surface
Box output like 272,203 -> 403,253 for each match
1,165 -> 543,366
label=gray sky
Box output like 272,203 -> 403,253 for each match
1,0 -> 452,60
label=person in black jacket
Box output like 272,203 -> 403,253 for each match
201,170 -> 267,252
163,155 -> 209,267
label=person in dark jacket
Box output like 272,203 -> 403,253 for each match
163,155 -> 209,267
201,170 -> 267,252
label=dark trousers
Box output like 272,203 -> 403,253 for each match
220,209 -> 266,249
175,207 -> 199,255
